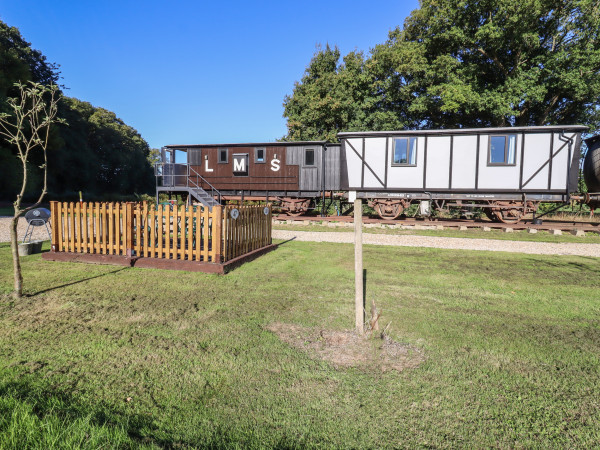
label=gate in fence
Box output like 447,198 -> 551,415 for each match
48,201 -> 272,267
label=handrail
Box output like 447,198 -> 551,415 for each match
189,165 -> 222,204
155,163 -> 222,205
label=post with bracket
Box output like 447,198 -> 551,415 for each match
50,201 -> 58,252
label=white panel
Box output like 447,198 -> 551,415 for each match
345,138 -> 363,188
477,134 -> 521,189
425,136 -> 451,189
451,135 -> 477,189
387,137 -> 425,189
521,134 -> 550,190
550,133 -> 574,190
363,138 -> 387,188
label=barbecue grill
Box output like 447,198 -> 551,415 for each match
22,208 -> 51,243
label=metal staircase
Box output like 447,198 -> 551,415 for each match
155,163 -> 222,211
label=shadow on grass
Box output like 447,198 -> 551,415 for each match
0,376 -> 248,448
273,236 -> 297,247
29,267 -> 129,297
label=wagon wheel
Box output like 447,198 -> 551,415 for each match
369,199 -> 408,220
281,199 -> 311,217
485,202 -> 525,224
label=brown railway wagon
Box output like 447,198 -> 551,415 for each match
157,141 -> 342,215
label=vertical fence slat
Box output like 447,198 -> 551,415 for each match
179,205 -> 185,260
158,205 -> 164,259
201,206 -> 209,262
108,202 -> 114,255
81,202 -> 88,253
148,204 -> 155,258
56,202 -> 63,252
186,206 -> 192,261
213,206 -> 222,263
67,202 -> 73,252
194,206 -> 201,261
166,205 -> 172,259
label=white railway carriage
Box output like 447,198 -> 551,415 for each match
338,126 -> 588,222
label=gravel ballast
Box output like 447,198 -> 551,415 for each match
3,216 -> 599,258
0,217 -> 51,243
273,229 -> 600,258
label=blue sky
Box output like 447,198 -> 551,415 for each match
1,0 -> 418,149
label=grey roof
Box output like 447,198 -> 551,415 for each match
164,141 -> 340,149
337,125 -> 589,138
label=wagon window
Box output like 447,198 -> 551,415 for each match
392,137 -> 417,166
255,147 -> 265,163
218,148 -> 228,164
305,149 -> 315,166
489,135 -> 516,165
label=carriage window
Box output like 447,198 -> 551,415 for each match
392,137 -> 417,166
255,147 -> 265,163
218,148 -> 228,163
305,149 -> 315,166
489,135 -> 516,165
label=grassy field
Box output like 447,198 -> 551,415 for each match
274,222 -> 600,244
1,241 -> 600,448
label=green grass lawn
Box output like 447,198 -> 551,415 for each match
1,241 -> 600,448
274,222 -> 600,243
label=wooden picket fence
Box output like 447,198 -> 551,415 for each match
49,201 -> 272,264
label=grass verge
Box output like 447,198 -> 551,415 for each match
274,223 -> 600,243
1,241 -> 599,447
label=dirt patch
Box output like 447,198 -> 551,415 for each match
267,322 -> 425,372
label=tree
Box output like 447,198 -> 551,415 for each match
283,45 -> 374,142
283,0 -> 600,140
0,82 -> 64,298
0,20 -> 154,201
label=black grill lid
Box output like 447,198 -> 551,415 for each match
24,208 -> 51,225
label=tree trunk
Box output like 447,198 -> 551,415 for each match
10,215 -> 23,298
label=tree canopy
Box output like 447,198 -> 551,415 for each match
0,20 -> 153,201
283,0 -> 600,141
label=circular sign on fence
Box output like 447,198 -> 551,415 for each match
263,207 -> 270,215
230,208 -> 240,220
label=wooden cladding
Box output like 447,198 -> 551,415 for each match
50,201 -> 271,263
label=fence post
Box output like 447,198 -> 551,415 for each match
50,201 -> 58,252
213,206 -> 223,263
125,202 -> 134,259
354,198 -> 364,335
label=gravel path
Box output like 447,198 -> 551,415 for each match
0,217 -> 51,243
273,229 -> 600,258
3,215 -> 599,258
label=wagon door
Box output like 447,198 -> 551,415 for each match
299,146 -> 319,192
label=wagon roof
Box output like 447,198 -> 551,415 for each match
337,125 -> 588,138
164,141 -> 339,149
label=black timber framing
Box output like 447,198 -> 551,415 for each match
361,138 -> 365,188
548,132 -> 554,190
519,133 -> 525,189
422,136 -> 428,189
448,135 -> 454,189
521,134 -> 574,189
384,138 -> 389,188
346,139 -> 385,189
475,134 -> 480,189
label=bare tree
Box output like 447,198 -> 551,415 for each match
0,82 -> 64,298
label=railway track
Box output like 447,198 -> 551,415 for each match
272,214 -> 600,235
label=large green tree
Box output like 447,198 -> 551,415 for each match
283,0 -> 600,140
0,20 -> 154,200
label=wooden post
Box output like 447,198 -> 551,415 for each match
213,206 -> 223,263
125,202 -> 134,259
50,201 -> 58,251
354,198 -> 364,334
